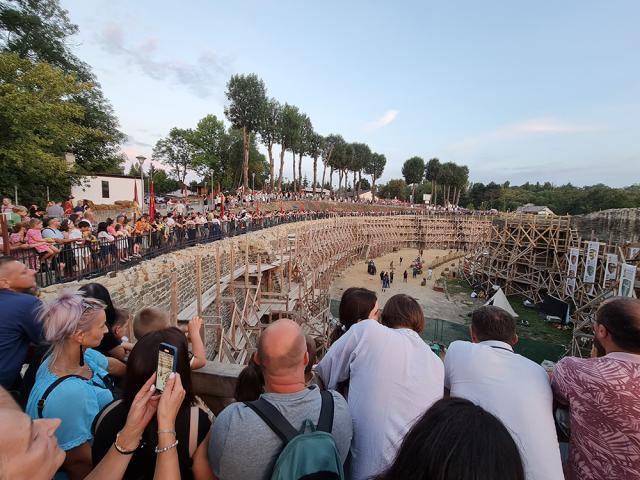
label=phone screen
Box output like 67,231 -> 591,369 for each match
156,345 -> 176,392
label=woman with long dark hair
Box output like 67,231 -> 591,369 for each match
375,398 -> 525,480
329,287 -> 379,345
317,293 -> 444,480
92,328 -> 213,480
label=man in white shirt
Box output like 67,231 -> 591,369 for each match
444,306 -> 564,480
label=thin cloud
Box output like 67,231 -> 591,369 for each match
364,110 -> 399,131
96,23 -> 232,98
448,117 -> 599,155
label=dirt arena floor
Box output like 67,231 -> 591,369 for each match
329,248 -> 481,324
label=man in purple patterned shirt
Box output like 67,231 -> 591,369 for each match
552,297 -> 640,480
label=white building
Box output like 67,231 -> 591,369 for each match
72,174 -> 142,205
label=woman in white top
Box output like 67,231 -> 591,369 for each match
97,221 -> 115,266
316,293 -> 444,480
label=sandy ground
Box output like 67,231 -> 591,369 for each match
329,248 -> 478,324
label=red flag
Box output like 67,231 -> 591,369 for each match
279,201 -> 284,214
133,180 -> 138,204
149,181 -> 156,219
300,202 -> 304,212
220,193 -> 225,218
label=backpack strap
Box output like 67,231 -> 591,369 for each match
317,390 -> 334,434
244,398 -> 299,445
189,405 -> 199,458
91,399 -> 123,435
37,375 -> 86,418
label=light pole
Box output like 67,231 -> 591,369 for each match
136,155 -> 146,213
252,172 -> 255,194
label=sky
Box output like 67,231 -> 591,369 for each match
60,0 -> 640,187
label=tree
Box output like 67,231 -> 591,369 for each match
350,143 -> 371,200
190,114 -> 229,185
380,179 -> 408,201
227,128 -> 268,190
258,97 -> 281,192
224,74 -> 267,191
365,152 -> 386,201
424,158 -> 441,205
322,134 -> 344,192
307,131 -> 324,193
148,168 -> 179,195
0,0 -> 126,173
152,128 -> 195,186
296,113 -> 313,193
276,103 -> 301,192
0,53 -> 96,203
402,156 -> 425,203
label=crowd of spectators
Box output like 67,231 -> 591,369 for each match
1,253 -> 639,479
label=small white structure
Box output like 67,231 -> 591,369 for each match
72,174 -> 142,205
484,287 -> 520,318
516,203 -> 555,216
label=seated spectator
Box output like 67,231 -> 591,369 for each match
133,307 -> 206,370
0,256 -> 41,390
93,327 -> 214,479
209,319 -> 352,479
26,218 -> 59,264
375,398 -> 525,480
1,374 -> 186,480
552,297 -> 640,480
80,283 -> 127,362
316,293 -> 444,480
25,291 -> 125,479
444,306 -> 563,480
329,287 -> 379,345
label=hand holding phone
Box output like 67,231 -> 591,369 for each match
156,342 -> 177,392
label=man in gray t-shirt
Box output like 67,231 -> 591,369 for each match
208,320 -> 352,480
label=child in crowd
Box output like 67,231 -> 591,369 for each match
111,308 -> 135,356
133,307 -> 206,369
26,218 -> 58,262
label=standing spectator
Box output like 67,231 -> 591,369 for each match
84,206 -> 97,225
97,222 -> 115,266
403,270 -> 408,282
552,297 -> 640,480
329,287 -> 378,345
73,200 -> 85,214
374,398 -> 525,480
8,205 -> 29,227
63,196 -> 74,215
46,201 -> 64,218
316,294 -> 444,480
208,319 -> 352,479
445,306 -> 563,480
0,256 -> 41,390
1,197 -> 13,214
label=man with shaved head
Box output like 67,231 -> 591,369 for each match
0,256 -> 42,391
208,319 -> 352,480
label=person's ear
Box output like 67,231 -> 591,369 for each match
253,351 -> 261,366
469,326 -> 479,343
594,323 -> 608,341
70,329 -> 84,345
512,334 -> 519,346
303,351 -> 309,367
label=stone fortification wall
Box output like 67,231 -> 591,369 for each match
571,208 -> 640,244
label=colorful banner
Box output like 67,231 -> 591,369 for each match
618,264 -> 637,297
565,247 -> 579,296
603,253 -> 618,288
583,241 -> 600,284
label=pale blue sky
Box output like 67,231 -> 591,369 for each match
61,0 -> 640,187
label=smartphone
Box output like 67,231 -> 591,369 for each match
155,342 -> 177,392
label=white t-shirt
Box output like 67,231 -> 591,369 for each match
316,319 -> 444,480
444,340 -> 564,480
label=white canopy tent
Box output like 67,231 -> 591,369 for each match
484,287 -> 519,318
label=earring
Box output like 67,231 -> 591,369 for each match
79,344 -> 85,367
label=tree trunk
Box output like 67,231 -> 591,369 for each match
371,175 -> 376,201
298,152 -> 303,193
292,150 -> 296,192
411,184 -> 416,204
329,167 -> 334,194
312,155 -> 318,194
268,143 -> 274,193
452,186 -> 458,207
321,161 -> 327,194
433,181 -> 438,205
338,170 -> 343,194
242,127 -> 249,191
277,146 -> 285,192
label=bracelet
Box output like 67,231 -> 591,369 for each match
114,431 -> 140,455
157,429 -> 176,435
155,439 -> 179,454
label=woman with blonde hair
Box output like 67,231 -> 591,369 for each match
26,291 -> 125,479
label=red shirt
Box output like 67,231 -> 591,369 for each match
552,352 -> 640,480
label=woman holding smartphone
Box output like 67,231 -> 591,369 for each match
92,327 -> 214,480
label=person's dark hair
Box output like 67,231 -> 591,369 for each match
78,220 -> 91,229
106,217 -> 113,226
78,283 -> 117,327
471,305 -> 516,343
329,287 -> 377,344
375,398 -> 525,480
234,357 -> 264,402
97,221 -> 107,233
125,327 -> 193,405
305,335 -> 317,376
112,308 -> 129,328
595,297 -> 640,353
381,294 -> 425,333
59,219 -> 70,232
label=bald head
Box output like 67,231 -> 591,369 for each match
0,257 -> 36,292
257,319 -> 307,376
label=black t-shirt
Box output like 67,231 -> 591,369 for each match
92,400 -> 211,480
95,331 -> 121,356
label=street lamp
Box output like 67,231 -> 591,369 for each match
136,155 -> 146,213
252,172 -> 256,194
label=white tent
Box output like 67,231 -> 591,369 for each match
484,287 -> 519,318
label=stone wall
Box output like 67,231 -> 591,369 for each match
571,208 -> 640,244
